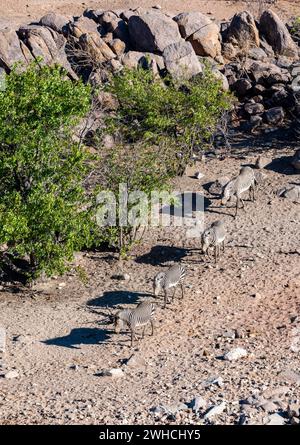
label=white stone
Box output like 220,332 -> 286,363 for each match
267,413 -> 286,425
4,370 -> 19,379
204,401 -> 226,419
107,368 -> 124,378
223,347 -> 248,361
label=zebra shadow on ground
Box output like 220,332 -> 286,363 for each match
42,327 -> 112,349
264,154 -> 298,176
87,290 -> 152,308
136,245 -> 188,266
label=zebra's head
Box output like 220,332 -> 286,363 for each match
153,272 -> 165,296
221,181 -> 233,205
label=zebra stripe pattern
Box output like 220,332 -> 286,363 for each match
201,220 -> 226,263
114,301 -> 156,347
221,166 -> 255,218
153,264 -> 186,308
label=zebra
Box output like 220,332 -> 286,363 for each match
201,220 -> 226,263
221,166 -> 256,218
113,301 -> 156,347
153,264 -> 186,308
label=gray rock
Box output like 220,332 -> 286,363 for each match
4,370 -> 19,379
202,375 -> 224,388
69,16 -> 100,38
223,347 -> 248,361
212,68 -> 229,91
281,185 -> 300,202
255,156 -> 269,169
204,401 -> 226,419
226,11 -> 260,50
265,107 -> 284,125
174,12 -> 221,59
98,368 -> 124,378
128,9 -> 182,53
266,413 -> 286,425
0,28 -> 32,72
78,32 -> 116,63
233,78 -> 252,96
278,369 -> 300,384
244,102 -> 264,115
191,396 -> 207,413
39,12 -> 70,34
163,40 -> 202,80
260,10 -> 298,59
18,25 -> 77,79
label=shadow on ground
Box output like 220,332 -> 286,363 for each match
136,245 -> 188,265
42,327 -> 112,349
87,290 -> 152,308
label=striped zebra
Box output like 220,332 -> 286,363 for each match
201,220 -> 226,263
153,264 -> 186,308
114,301 -> 156,347
221,166 -> 256,218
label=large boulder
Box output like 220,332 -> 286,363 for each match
260,10 -> 298,59
0,28 -> 32,72
128,9 -> 182,53
225,11 -> 260,50
120,51 -> 164,71
174,12 -> 221,59
39,12 -> 70,35
163,40 -> 202,80
18,25 -> 77,79
69,16 -> 100,38
79,32 -> 116,63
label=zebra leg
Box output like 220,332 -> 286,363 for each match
150,320 -> 154,336
235,198 -> 239,218
214,245 -> 217,264
180,283 -> 184,299
131,329 -> 134,347
171,287 -> 176,303
222,240 -> 225,253
163,290 -> 168,308
142,326 -> 146,339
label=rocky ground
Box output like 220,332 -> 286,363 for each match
0,144 -> 299,425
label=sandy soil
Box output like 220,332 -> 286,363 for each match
0,0 -> 300,29
0,145 -> 299,425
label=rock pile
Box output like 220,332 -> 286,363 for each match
0,6 -> 300,135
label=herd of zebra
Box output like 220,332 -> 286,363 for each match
100,164 -> 264,347
103,149 -> 299,346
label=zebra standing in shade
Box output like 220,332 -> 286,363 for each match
201,220 -> 226,263
153,264 -> 186,308
221,166 -> 256,218
113,301 -> 156,347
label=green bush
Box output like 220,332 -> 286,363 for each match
103,66 -> 233,175
0,61 -> 94,280
95,142 -> 173,257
